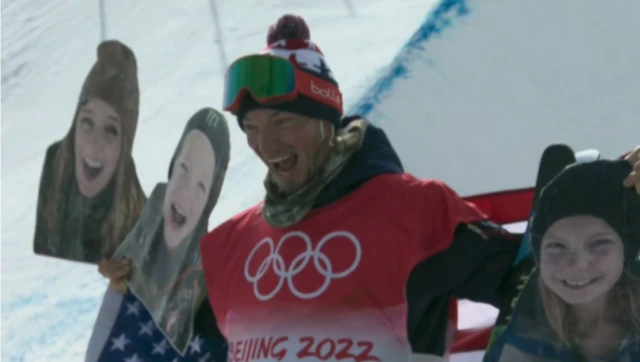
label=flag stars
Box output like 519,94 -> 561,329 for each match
189,334 -> 203,355
138,320 -> 154,336
110,333 -> 130,352
126,300 -> 141,316
123,353 -> 143,362
102,294 -> 223,361
151,339 -> 170,356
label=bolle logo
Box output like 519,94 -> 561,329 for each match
311,81 -> 342,107
244,230 -> 361,301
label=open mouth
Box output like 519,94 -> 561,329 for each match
562,277 -> 602,290
170,203 -> 187,228
270,154 -> 298,175
82,157 -> 103,180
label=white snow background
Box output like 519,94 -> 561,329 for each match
2,0 -> 639,361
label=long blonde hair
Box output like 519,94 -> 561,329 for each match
539,268 -> 640,348
42,102 -> 146,259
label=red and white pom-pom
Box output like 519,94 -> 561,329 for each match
267,14 -> 311,45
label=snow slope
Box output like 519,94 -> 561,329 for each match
350,0 -> 640,197
1,0 -> 434,360
2,0 -> 638,361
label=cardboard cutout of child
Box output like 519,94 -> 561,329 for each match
486,160 -> 640,362
113,107 -> 230,354
33,40 -> 146,264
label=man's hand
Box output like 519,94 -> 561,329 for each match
623,147 -> 640,195
98,258 -> 131,293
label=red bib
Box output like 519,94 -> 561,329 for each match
201,173 -> 485,362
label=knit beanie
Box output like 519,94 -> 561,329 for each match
235,14 -> 342,130
530,160 -> 640,274
78,40 -> 140,147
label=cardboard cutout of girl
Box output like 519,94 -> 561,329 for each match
113,107 -> 230,354
33,40 -> 146,264
486,160 -> 640,362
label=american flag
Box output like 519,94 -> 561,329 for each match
97,291 -> 228,362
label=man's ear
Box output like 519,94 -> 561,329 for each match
317,118 -> 335,147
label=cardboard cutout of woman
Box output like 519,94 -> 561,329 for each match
113,107 -> 230,354
486,160 -> 640,362
33,40 -> 146,264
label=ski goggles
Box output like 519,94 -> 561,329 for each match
222,54 -> 343,115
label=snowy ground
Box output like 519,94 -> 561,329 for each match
1,0 -> 476,360
350,0 -> 639,197
4,0 -> 637,360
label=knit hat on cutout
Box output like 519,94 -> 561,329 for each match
235,14 -> 342,130
78,40 -> 140,147
530,160 -> 640,275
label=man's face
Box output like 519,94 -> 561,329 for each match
243,109 -> 332,194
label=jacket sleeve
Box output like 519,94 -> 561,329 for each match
197,219 -> 235,344
193,297 -> 230,361
406,221 -> 520,356
193,296 -> 226,342
407,220 -> 520,309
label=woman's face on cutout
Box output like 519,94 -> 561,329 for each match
74,99 -> 122,198
540,215 -> 624,305
162,130 -> 215,249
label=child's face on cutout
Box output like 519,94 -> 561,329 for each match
540,215 -> 624,306
74,99 -> 122,198
162,130 -> 215,249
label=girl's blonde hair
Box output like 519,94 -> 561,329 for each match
539,268 -> 640,348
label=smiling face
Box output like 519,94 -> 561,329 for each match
74,99 -> 122,198
243,109 -> 333,194
162,130 -> 215,249
540,215 -> 625,306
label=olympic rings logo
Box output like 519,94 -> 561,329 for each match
244,231 -> 361,301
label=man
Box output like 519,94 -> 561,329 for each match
102,15 -> 640,362
209,13 -> 640,361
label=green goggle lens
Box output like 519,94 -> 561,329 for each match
223,55 -> 297,111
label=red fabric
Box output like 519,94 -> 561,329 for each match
459,148 -> 633,226
463,188 -> 534,225
445,299 -> 459,358
200,173 -> 487,361
451,326 -> 494,353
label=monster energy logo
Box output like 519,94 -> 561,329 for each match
203,109 -> 223,128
